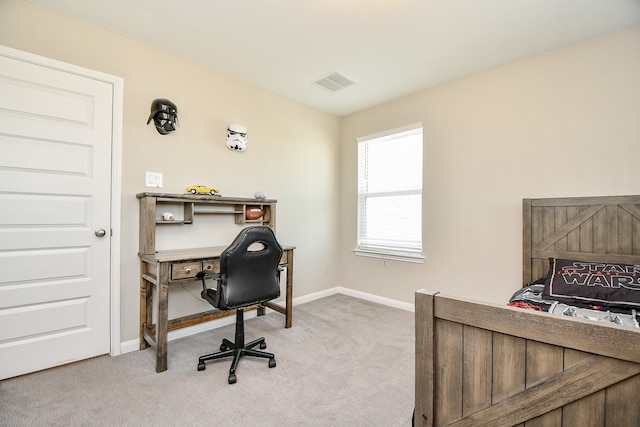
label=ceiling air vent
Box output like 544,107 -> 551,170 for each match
313,71 -> 357,92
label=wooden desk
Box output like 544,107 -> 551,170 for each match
139,245 -> 294,373
136,192 -> 293,373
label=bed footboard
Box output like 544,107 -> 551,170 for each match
415,289 -> 640,427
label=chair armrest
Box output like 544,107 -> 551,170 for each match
196,271 -> 220,307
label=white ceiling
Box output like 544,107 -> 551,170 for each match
24,0 -> 640,116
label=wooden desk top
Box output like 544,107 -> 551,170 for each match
139,245 -> 296,263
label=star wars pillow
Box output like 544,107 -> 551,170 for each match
543,258 -> 640,310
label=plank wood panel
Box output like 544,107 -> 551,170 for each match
554,206 -> 568,253
566,206 -> 580,253
562,349 -> 605,426
594,206 -> 604,250
525,341 -> 563,427
618,205 -> 631,253
622,204 -> 640,257
605,374 -> 640,425
434,319 -> 463,426
492,332 -> 526,427
414,289 -> 435,427
491,332 -> 525,403
522,198 -> 533,282
578,206 -> 594,255
461,326 -> 492,417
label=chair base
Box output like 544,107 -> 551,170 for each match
197,308 -> 276,384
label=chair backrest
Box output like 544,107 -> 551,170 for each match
218,226 -> 283,310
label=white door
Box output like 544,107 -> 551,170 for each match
0,49 -> 115,379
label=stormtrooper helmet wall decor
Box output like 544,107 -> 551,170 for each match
226,123 -> 248,151
147,98 -> 178,135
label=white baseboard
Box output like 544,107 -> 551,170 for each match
120,338 -> 142,354
119,287 -> 414,354
333,287 -> 415,312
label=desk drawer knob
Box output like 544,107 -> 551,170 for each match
184,267 -> 192,274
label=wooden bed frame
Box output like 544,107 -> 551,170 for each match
415,195 -> 640,426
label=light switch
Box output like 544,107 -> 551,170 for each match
145,172 -> 163,188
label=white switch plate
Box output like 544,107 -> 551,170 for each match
145,171 -> 163,188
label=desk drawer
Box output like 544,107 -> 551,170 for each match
202,259 -> 220,274
171,261 -> 201,280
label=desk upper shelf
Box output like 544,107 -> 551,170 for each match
137,192 -> 277,255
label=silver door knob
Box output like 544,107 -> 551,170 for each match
95,228 -> 107,238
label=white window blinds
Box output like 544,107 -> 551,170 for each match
356,124 -> 423,261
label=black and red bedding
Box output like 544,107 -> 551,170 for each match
508,258 -> 640,328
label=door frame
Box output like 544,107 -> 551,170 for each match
0,44 -> 123,356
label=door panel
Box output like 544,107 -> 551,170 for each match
0,51 -> 113,379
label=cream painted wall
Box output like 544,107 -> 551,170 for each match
340,26 -> 640,306
0,0 -> 341,342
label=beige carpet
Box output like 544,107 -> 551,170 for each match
0,294 -> 415,426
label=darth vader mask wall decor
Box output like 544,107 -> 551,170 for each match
226,123 -> 248,151
147,98 -> 178,135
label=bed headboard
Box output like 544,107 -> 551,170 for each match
523,195 -> 640,284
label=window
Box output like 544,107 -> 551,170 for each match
356,124 -> 423,262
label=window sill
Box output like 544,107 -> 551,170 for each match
353,248 -> 424,264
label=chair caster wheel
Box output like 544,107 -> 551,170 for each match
228,374 -> 237,384
269,358 -> 276,368
220,344 -> 227,351
260,342 -> 267,350
197,362 -> 206,371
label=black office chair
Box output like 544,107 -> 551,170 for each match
196,226 -> 283,384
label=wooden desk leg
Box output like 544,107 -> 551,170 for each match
139,263 -> 149,350
155,263 -> 170,373
285,249 -> 293,328
145,279 -> 153,344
